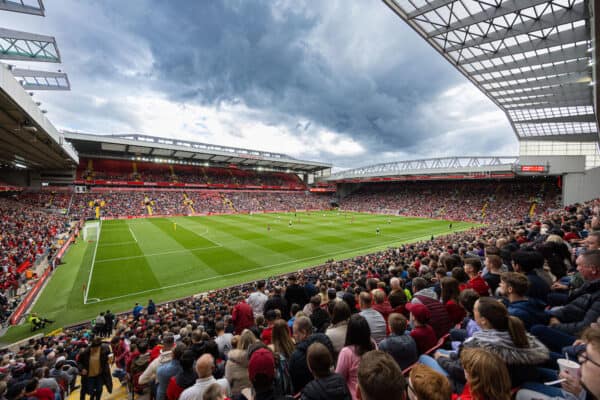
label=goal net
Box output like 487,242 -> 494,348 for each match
83,221 -> 100,241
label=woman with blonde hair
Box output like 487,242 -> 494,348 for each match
225,329 -> 257,396
454,348 -> 511,400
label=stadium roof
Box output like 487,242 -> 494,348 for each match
63,131 -> 332,174
325,156 -> 518,180
382,0 -> 599,143
0,64 -> 77,169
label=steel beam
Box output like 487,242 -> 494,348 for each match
442,2 -> 587,51
457,25 -> 588,65
0,27 -> 60,62
476,59 -> 590,84
11,68 -> 70,90
465,44 -> 588,72
0,0 -> 44,16
486,72 -> 591,92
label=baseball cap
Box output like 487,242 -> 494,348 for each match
248,348 -> 275,382
405,302 -> 431,323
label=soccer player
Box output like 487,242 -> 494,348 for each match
376,227 -> 380,236
289,220 -> 292,227
267,224 -> 271,232
449,222 -> 453,229
173,222 -> 177,231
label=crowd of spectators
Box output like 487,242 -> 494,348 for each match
340,179 -> 560,222
0,196 -> 71,325
2,183 -> 599,400
70,191 -> 331,219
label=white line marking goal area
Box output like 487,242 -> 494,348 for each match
83,219 -> 102,304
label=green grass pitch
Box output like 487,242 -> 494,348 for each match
1,211 -> 477,343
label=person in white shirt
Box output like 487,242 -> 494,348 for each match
179,354 -> 230,400
247,280 -> 268,318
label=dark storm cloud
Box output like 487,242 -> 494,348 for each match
107,0 -> 468,152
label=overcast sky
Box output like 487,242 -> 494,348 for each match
2,0 -> 518,169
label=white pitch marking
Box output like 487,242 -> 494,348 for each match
129,226 -> 138,243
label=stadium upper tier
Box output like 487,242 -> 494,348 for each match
382,0 -> 599,143
64,131 -> 331,175
75,157 -> 307,190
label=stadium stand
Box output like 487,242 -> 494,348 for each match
0,194 -> 598,400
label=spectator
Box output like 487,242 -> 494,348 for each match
378,313 -> 418,370
214,321 -> 233,360
77,336 -> 113,400
358,293 -> 386,344
261,310 -> 278,345
336,314 -> 376,400
407,364 -> 451,400
289,316 -> 334,393
463,258 -> 490,297
441,277 -> 466,326
301,342 -> 351,400
411,278 -> 452,338
240,346 -> 291,400
225,330 -> 257,396
139,333 -> 176,387
179,354 -> 230,400
511,250 -> 550,302
482,254 -> 503,295
232,297 -> 255,335
269,319 -> 295,362
499,272 -> 548,330
455,348 -> 511,400
285,275 -> 308,310
325,301 -> 351,356
166,350 -> 197,400
405,303 -> 437,355
156,344 -> 185,400
309,295 -> 330,333
531,250 -> 600,352
263,286 -> 289,319
248,281 -> 268,318
356,350 -> 405,400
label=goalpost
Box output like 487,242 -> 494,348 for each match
83,221 -> 100,241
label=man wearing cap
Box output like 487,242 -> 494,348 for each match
179,354 -> 229,400
406,303 -> 437,354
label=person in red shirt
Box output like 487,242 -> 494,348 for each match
231,296 -> 254,335
406,303 -> 437,354
463,258 -> 490,297
260,310 -> 277,345
441,277 -> 466,326
24,378 -> 54,400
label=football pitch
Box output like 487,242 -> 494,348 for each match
2,211 -> 476,343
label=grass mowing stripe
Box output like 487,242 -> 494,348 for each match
89,222 -> 472,303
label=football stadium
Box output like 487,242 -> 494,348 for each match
0,1 -> 600,400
